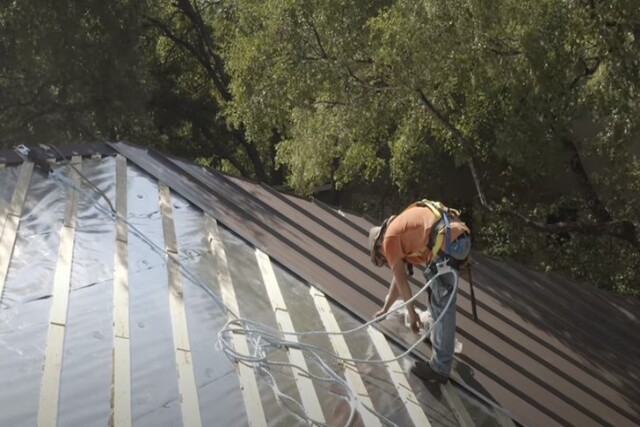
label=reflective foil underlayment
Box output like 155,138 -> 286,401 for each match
0,166 -> 19,217
0,156 -> 491,426
57,157 -> 116,426
126,164 -> 182,427
334,307 -> 459,426
271,263 -> 363,427
0,166 -> 68,427
170,191 -> 248,427
274,257 -> 458,427
218,225 -> 305,427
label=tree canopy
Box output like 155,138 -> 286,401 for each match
1,0 -> 638,295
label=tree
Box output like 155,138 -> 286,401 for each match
0,0 -> 151,147
142,0 -> 278,182
218,0 -> 640,294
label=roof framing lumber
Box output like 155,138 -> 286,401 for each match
158,184 -> 202,427
38,157 -> 81,427
256,249 -> 326,424
206,215 -> 267,427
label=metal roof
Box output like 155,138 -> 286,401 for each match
0,142 -> 639,427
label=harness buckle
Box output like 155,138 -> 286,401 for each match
435,258 -> 453,276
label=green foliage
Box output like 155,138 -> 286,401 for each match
0,0 -> 151,146
478,208 -> 640,297
218,0 -> 640,295
1,0 -> 638,295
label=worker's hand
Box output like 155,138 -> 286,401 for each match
407,307 -> 421,334
373,307 -> 388,319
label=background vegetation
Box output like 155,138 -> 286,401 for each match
1,0 -> 638,295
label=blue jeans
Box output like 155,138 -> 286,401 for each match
424,256 -> 463,376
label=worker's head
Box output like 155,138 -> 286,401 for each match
368,216 -> 395,267
368,226 -> 384,267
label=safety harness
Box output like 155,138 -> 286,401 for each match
405,199 -> 478,321
405,199 -> 461,260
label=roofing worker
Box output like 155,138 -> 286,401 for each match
368,200 -> 471,383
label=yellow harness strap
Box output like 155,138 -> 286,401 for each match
406,200 -> 455,259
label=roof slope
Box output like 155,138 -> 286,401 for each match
107,142 -> 640,427
1,142 -> 638,427
0,145 -> 499,427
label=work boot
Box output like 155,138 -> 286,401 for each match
411,361 -> 449,384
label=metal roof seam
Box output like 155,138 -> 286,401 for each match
311,198 -> 371,234
258,181 -> 369,253
100,142 -> 640,427
108,143 -> 384,308
165,155 -> 391,290
455,288 -> 634,401
159,154 -> 387,305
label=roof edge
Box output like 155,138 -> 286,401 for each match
0,142 -> 116,166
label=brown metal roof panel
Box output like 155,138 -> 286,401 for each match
515,267 -> 640,349
166,157 -> 394,303
474,255 -> 640,370
223,174 -> 432,303
468,274 -> 640,401
470,260 -> 640,426
227,176 -> 371,255
108,143 -> 383,316
109,142 -> 640,427
455,294 -> 635,426
457,284 -> 637,409
471,259 -> 639,371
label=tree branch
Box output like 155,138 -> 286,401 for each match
561,137 -> 613,222
299,13 -> 330,60
144,14 -> 229,102
570,57 -> 602,89
502,206 -> 638,248
301,17 -> 397,92
417,89 -> 471,152
197,124 -> 252,178
174,0 -> 231,97
415,88 -> 640,248
312,100 -> 348,107
486,47 -> 522,56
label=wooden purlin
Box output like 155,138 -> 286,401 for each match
0,162 -> 34,300
112,155 -> 131,427
366,327 -> 433,427
37,157 -> 81,427
205,216 -> 267,427
441,382 -> 476,427
0,142 -> 116,167
309,286 -> 382,427
158,184 -> 202,427
255,249 -> 326,424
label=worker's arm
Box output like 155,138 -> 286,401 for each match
374,276 -> 400,318
391,260 -> 421,333
375,260 -> 421,333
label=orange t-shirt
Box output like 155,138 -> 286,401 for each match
382,206 -> 470,269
